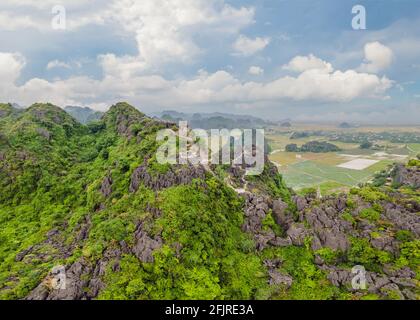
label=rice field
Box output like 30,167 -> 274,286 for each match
337,159 -> 379,170
278,159 -> 393,191
268,128 -> 414,193
407,143 -> 420,154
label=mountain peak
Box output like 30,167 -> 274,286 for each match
102,102 -> 147,138
25,103 -> 78,126
106,102 -> 145,118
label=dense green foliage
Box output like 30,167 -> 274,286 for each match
0,103 -> 289,300
99,181 -> 270,300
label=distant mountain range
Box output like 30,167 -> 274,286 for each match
7,104 -> 288,128
153,110 -> 285,129
338,122 -> 356,129
64,106 -> 104,124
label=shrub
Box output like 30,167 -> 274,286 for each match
396,240 -> 420,270
407,159 -> 420,167
347,238 -> 392,270
261,211 -> 283,237
315,248 -> 341,264
359,208 -> 381,223
341,211 -> 356,225
395,230 -> 413,243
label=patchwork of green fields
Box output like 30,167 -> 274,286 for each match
278,160 -> 393,191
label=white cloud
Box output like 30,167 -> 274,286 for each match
0,0 -> 255,73
232,35 -> 270,56
282,54 -> 333,73
106,0 -> 255,70
0,52 -> 26,83
248,66 -> 264,75
0,12 -> 44,31
0,49 -> 393,110
0,1 -> 415,124
167,67 -> 392,105
46,60 -> 71,70
98,54 -> 147,79
359,41 -> 393,73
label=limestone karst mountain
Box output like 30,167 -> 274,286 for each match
64,106 -> 104,125
0,102 -> 418,300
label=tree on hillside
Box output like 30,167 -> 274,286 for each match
360,141 -> 373,149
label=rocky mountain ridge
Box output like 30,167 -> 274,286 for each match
0,102 -> 418,300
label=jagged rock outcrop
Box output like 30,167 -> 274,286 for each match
145,203 -> 163,218
292,195 -> 309,212
26,242 -> 128,300
100,176 -> 113,198
15,246 -> 34,262
242,194 -> 292,250
264,259 -> 293,288
286,223 -> 309,246
132,223 -> 163,263
320,265 -> 417,300
87,245 -> 129,298
240,181 -> 419,299
15,218 -> 91,264
103,102 -> 145,139
305,205 -> 351,252
382,202 -> 420,237
272,199 -> 292,229
370,235 -> 398,253
27,259 -> 92,300
242,194 -> 274,250
116,114 -> 137,139
393,164 -> 420,188
25,220 -> 162,300
268,271 -> 293,288
268,195 -> 353,252
36,128 -> 51,140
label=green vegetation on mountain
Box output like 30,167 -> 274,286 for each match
157,110 -> 272,130
0,102 -> 288,300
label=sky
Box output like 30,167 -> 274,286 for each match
0,0 -> 420,124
